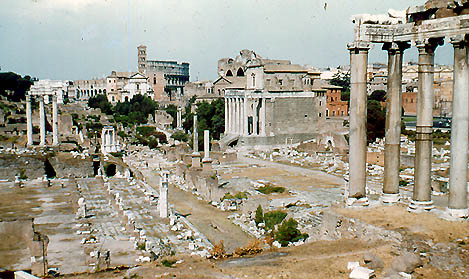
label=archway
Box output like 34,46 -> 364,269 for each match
104,164 -> 116,177
44,158 -> 56,178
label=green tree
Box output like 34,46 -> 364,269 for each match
164,104 -> 178,128
88,94 -> 113,114
255,205 -> 264,226
275,218 -> 308,247
0,72 -> 34,101
369,90 -> 386,102
330,72 -> 350,92
367,100 -> 386,143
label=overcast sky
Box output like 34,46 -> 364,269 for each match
0,0 -> 453,81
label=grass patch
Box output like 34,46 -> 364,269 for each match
256,183 -> 285,194
220,191 -> 248,201
161,259 -> 177,268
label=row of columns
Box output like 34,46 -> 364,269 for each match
224,97 -> 267,136
348,36 -> 468,217
101,127 -> 119,154
26,94 -> 59,146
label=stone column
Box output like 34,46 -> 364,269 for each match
52,95 -> 58,146
26,94 -> 33,146
236,98 -> 240,135
224,98 -> 228,134
203,130 -> 210,159
229,98 -> 234,134
243,97 -> 248,136
253,99 -> 259,135
410,39 -> 441,211
101,129 -> 106,153
191,109 -> 201,168
39,96 -> 46,146
240,98 -> 244,136
260,97 -> 266,136
346,41 -> 371,205
448,37 -> 469,218
382,42 -> 409,204
159,171 -> 169,218
177,107 -> 182,129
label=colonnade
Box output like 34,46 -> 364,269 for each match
224,96 -> 267,136
26,94 -> 59,146
348,36 -> 469,218
101,126 -> 120,154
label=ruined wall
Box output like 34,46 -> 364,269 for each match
272,97 -> 321,135
0,154 -> 45,180
0,219 -> 34,271
48,153 -> 94,178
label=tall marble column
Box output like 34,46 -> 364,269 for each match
192,108 -> 201,168
347,41 -> 371,205
229,98 -> 234,134
382,42 -> 409,203
410,39 -> 441,211
26,95 -> 33,146
224,99 -> 228,134
253,99 -> 259,135
243,97 -> 248,136
260,97 -> 266,136
39,96 -> 46,146
52,95 -> 58,146
177,107 -> 182,129
448,36 -> 469,218
159,171 -> 169,218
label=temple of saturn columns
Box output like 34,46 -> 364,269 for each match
27,81 -> 64,146
347,0 -> 469,218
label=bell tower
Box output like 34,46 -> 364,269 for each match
137,45 -> 147,73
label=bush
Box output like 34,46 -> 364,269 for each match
171,131 -> 189,142
275,218 -> 308,247
161,259 -> 176,268
221,192 -> 235,201
255,205 -> 264,225
234,191 -> 248,200
264,210 -> 287,231
136,126 -> 156,137
256,184 -> 285,194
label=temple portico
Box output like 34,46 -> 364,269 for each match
101,126 -> 121,155
348,2 -> 469,217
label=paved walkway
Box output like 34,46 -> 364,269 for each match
142,169 -> 253,253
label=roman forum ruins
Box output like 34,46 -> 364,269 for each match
347,1 -> 469,217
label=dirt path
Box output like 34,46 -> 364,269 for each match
142,169 -> 253,253
238,152 -> 345,186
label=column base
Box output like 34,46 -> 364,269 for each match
381,193 -> 400,204
408,200 -> 434,212
446,208 -> 469,219
345,197 -> 369,207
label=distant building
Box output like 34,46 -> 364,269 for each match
221,50 -> 327,146
137,45 -> 189,102
324,84 -> 348,117
68,79 -> 106,101
106,71 -> 153,104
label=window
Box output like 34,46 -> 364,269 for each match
341,111 -> 344,116
305,114 -> 308,118
411,98 -> 413,103
319,101 -> 322,106
279,79 -> 283,86
137,84 -> 140,90
332,111 -> 335,116
319,112 -> 322,117
251,73 -> 256,87
237,68 -> 245,76
226,70 -> 233,76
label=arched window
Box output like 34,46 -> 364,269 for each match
103,89 -> 106,94
99,89 -> 102,93
226,70 -> 233,76
154,77 -> 156,84
251,73 -> 256,87
237,68 -> 245,76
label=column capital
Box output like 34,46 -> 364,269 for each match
382,41 -> 410,53
415,38 -> 444,54
347,41 -> 372,52
450,34 -> 469,48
